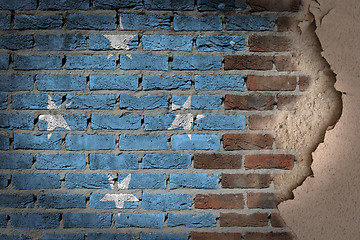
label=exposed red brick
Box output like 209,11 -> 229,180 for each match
249,35 -> 292,52
247,192 -> 278,209
276,16 -> 300,32
271,212 -> 287,227
244,232 -> 293,240
195,194 -> 244,209
248,0 -> 301,12
245,154 -> 295,170
275,56 -> 298,71
277,95 -> 300,110
225,94 -> 275,110
249,114 -> 275,130
224,55 -> 273,70
192,232 -> 242,240
220,212 -> 268,227
299,75 -> 311,91
222,174 -> 271,188
223,134 -> 273,150
194,154 -> 242,169
247,75 -> 297,91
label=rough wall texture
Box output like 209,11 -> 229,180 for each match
0,0 -> 343,239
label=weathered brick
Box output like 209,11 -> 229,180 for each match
226,16 -> 275,31
11,213 -> 59,229
120,14 -> 170,30
41,233 -> 85,240
63,213 -> 111,228
65,134 -> 116,151
277,95 -> 300,110
91,114 -> 141,130
90,75 -> 138,90
171,134 -> 220,150
0,135 -> 9,150
0,194 -> 35,208
0,55 -> 9,69
119,135 -> 168,151
194,154 -> 242,169
247,75 -> 297,91
249,35 -> 292,52
90,153 -> 138,170
0,154 -> 33,169
145,0 -> 194,10
170,174 -> 218,189
0,94 -> 6,109
222,174 -> 271,188
89,34 -> 139,50
0,174 -> 7,189
247,192 -> 279,209
38,194 -> 86,209
198,0 -> 246,11
271,212 -> 287,227
173,55 -> 222,70
12,174 -> 61,190
36,154 -> 86,170
88,233 -> 135,240
0,0 -> 36,10
120,94 -> 168,110
244,232 -> 293,240
115,213 -> 164,229
65,173 -> 111,189
223,134 -> 273,150
142,154 -> 191,169
0,75 -> 33,91
36,35 -> 86,51
142,192 -> 191,211
14,55 -> 62,70
15,15 -> 63,30
225,94 -> 274,110
191,232 -> 242,240
220,213 -> 268,227
93,0 -> 142,9
168,213 -> 216,228
299,76 -> 311,91
13,94 -> 61,110
224,55 -> 273,70
245,154 -> 295,169
196,35 -> 245,51
118,173 -> 166,189
14,134 -> 62,150
275,55 -> 298,71
66,94 -> 116,110
249,114 -> 275,130
66,55 -> 116,70
172,95 -> 222,110
174,14 -> 222,31
141,233 -> 188,240
0,234 -> 31,240
0,114 -> 33,130
0,14 -> 10,30
143,35 -> 192,51
197,114 -> 246,130
0,213 -> 7,228
67,14 -> 116,30
143,75 -> 191,90
195,194 -> 244,209
195,75 -> 244,91
89,193 -> 139,209
120,53 -> 168,70
277,16 -> 300,32
36,75 -> 86,91
39,0 -> 89,10
248,0 -> 301,12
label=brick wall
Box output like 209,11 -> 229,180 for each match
0,0 -> 302,239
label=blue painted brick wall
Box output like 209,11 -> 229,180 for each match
142,154 -> 191,169
196,35 -> 245,51
0,194 -> 35,208
12,174 -> 61,189
66,94 -> 116,110
196,114 -> 246,130
14,134 -> 62,150
120,53 -> 168,70
88,233 -> 135,240
167,213 -> 217,227
0,135 -> 9,150
63,213 -> 111,228
14,15 -> 63,30
66,55 -> 116,70
120,14 -> 170,30
14,55 -> 62,70
11,213 -> 59,229
119,135 -> 168,150
36,75 -> 86,91
67,14 -> 116,30
195,74 -> 245,90
0,213 -> 7,228
140,233 -> 188,240
115,213 -> 164,229
91,114 -> 141,130
144,0 -> 194,10
36,35 -> 87,51
0,75 -> 34,91
0,14 -> 11,30
65,173 -> 111,189
174,15 -> 222,31
0,154 -> 33,169
0,94 -> 7,109
90,75 -> 138,90
39,0 -> 89,10
142,192 -> 191,211
170,174 -> 219,189
226,15 -> 276,31
89,153 -> 138,169
120,94 -> 168,110
0,55 -> 9,69
13,94 -> 61,110
197,0 -> 246,11
0,35 -> 33,50
36,154 -> 86,170
143,75 -> 191,90
93,0 -> 143,9
118,173 -> 166,189
89,193 -> 139,209
0,174 -> 7,189
142,35 -> 193,51
172,55 -> 222,70
41,233 -> 85,240
0,0 -> 36,10
38,194 -> 86,209
66,134 -> 116,150
171,134 -> 221,150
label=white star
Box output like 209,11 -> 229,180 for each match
38,95 -> 70,139
168,114 -> 193,130
118,174 -> 132,189
100,194 -> 139,208
172,96 -> 191,110
103,35 -> 137,50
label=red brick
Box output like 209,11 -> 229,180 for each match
271,212 -> 287,227
194,154 -> 242,169
277,95 -> 300,110
244,232 -> 293,240
195,194 -> 244,209
249,35 -> 292,52
192,232 -> 242,240
249,114 -> 275,130
223,134 -> 273,150
225,94 -> 275,110
222,174 -> 271,189
299,75 -> 311,91
224,55 -> 273,70
275,56 -> 298,71
247,75 -> 297,91
245,154 -> 295,170
248,0 -> 301,12
247,192 -> 278,209
220,212 -> 268,227
276,16 -> 299,32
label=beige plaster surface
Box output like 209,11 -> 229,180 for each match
279,0 -> 360,239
